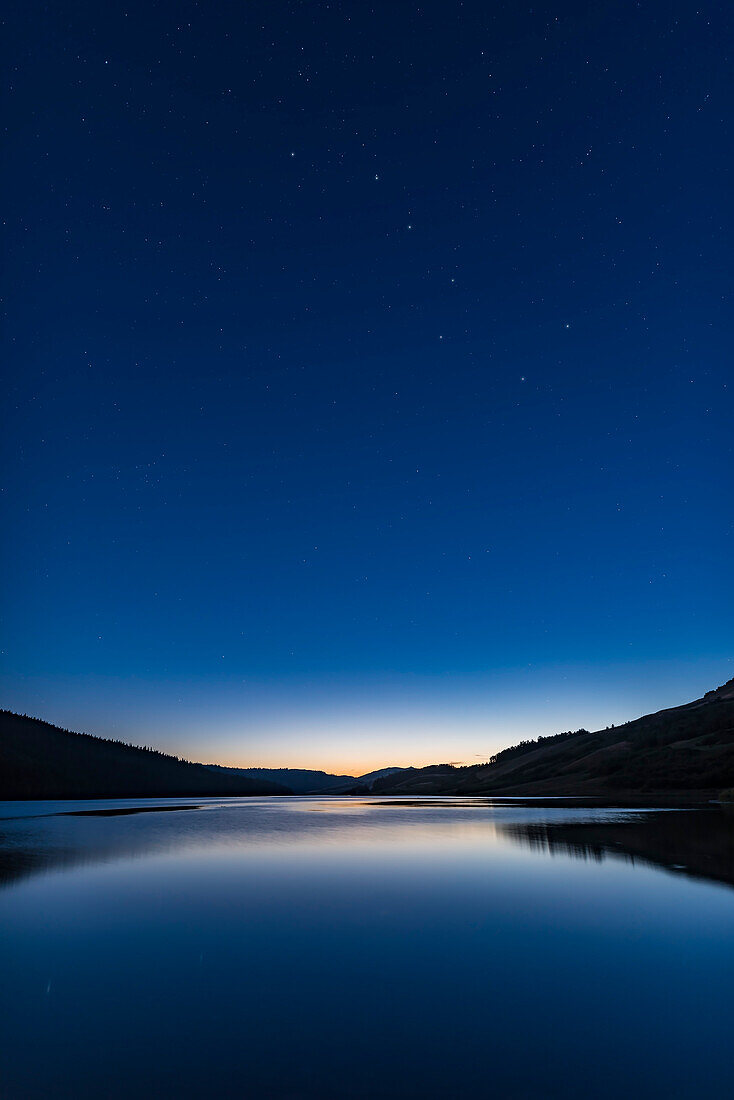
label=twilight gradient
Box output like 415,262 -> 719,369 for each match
2,1 -> 732,772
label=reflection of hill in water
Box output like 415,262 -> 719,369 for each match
0,804 -> 203,887
0,841 -> 82,887
0,825 -> 175,889
501,807 -> 734,890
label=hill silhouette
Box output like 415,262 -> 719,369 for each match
205,765 -> 357,794
372,678 -> 734,797
0,711 -> 290,799
4,677 -> 734,801
206,764 -> 406,794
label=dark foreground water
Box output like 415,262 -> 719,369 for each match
1,797 -> 733,1099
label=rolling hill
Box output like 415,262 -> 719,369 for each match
372,678 -> 734,797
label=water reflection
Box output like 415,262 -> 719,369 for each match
499,804 -> 734,890
1,797 -> 733,1099
1,796 -> 732,891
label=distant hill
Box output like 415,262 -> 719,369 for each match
206,764 -> 406,794
356,766 -> 405,787
0,711 -> 290,799
372,679 -> 734,798
205,765 -> 355,794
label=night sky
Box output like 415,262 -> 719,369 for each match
3,2 -> 732,772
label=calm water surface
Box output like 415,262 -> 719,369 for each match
1,796 -> 733,1098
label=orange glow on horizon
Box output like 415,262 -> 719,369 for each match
197,747 -> 490,778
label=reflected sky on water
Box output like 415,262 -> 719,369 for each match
1,797 -> 733,1098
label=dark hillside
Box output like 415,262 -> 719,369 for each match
372,678 -> 734,797
0,711 -> 290,799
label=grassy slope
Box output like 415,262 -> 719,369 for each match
0,711 -> 290,799
372,679 -> 734,797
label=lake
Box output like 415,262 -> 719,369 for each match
1,796 -> 733,1098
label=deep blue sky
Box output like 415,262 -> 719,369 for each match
3,1 -> 732,771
